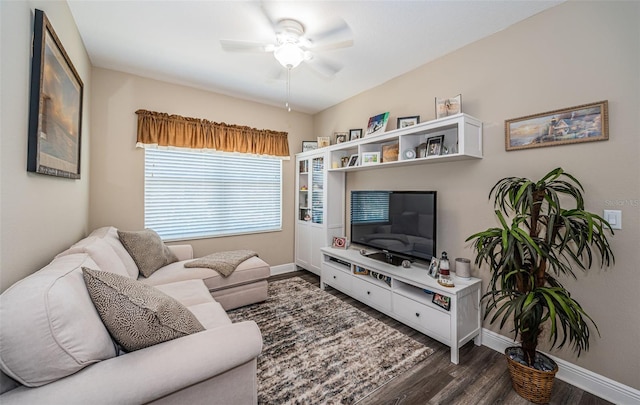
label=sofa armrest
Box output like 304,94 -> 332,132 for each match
0,321 -> 262,405
168,244 -> 193,261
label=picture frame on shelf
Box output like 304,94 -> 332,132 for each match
505,100 -> 608,151
416,143 -> 428,158
382,143 -> 399,162
428,257 -> 440,277
317,136 -> 331,148
353,266 -> 369,275
335,132 -> 348,144
349,128 -> 363,141
435,94 -> 462,119
347,154 -> 359,167
365,112 -> 390,137
426,135 -> 445,156
361,151 -> 381,165
27,9 -> 84,179
332,236 -> 348,249
397,116 -> 420,128
302,141 -> 317,152
432,293 -> 451,311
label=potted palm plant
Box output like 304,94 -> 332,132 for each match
466,167 -> 614,404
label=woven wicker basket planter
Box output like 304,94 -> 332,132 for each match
505,347 -> 559,404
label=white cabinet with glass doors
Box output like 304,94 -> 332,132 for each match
295,149 -> 345,275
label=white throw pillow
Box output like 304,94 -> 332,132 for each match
0,254 -> 117,387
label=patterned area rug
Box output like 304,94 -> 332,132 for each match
228,277 -> 433,404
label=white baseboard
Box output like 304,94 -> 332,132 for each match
481,329 -> 640,404
269,263 -> 297,276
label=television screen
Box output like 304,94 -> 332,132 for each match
350,191 -> 436,263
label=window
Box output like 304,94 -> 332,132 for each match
145,148 -> 282,241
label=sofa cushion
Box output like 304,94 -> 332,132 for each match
89,226 -> 140,278
56,236 -> 130,278
82,268 -> 205,352
140,256 -> 270,293
0,254 -> 117,387
117,229 -> 178,277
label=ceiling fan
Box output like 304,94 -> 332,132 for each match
220,16 -> 353,78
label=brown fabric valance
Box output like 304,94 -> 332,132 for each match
135,109 -> 290,158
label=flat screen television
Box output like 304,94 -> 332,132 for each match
350,190 -> 436,265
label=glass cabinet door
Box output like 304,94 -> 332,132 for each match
298,159 -> 310,221
311,156 -> 324,224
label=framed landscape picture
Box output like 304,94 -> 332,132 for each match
505,100 -> 609,151
27,9 -> 84,179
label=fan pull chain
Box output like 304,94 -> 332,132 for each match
285,67 -> 292,112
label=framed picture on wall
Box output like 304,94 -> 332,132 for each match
505,100 -> 609,151
27,9 -> 84,179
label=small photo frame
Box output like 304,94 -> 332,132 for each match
332,236 -> 348,249
302,141 -> 317,152
397,116 -> 420,129
347,154 -> 359,167
317,136 -> 331,148
354,266 -> 369,275
335,132 -> 348,144
349,128 -> 363,141
426,135 -> 444,156
365,112 -> 390,136
361,151 -> 380,165
428,257 -> 440,277
432,293 -> 451,311
435,94 -> 462,119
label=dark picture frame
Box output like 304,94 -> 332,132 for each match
335,132 -> 348,144
28,9 -> 84,179
505,100 -> 609,151
432,293 -> 451,311
349,128 -> 362,141
397,116 -> 420,128
347,154 -> 359,167
302,141 -> 318,152
426,135 -> 444,156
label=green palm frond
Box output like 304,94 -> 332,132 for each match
468,167 -> 614,366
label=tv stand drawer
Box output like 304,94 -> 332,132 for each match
393,293 -> 450,341
352,277 -> 392,312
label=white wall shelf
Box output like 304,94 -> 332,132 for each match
326,113 -> 483,172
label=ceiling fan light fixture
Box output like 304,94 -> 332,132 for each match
274,42 -> 305,69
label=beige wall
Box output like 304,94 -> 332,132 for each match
0,0 -> 92,292
314,1 -> 639,390
89,68 -> 313,267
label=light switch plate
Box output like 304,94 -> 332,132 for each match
603,210 -> 622,230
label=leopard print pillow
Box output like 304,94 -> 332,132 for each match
82,267 -> 204,352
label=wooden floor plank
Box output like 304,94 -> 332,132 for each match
268,271 -> 613,405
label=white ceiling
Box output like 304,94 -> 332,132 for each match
67,0 -> 563,114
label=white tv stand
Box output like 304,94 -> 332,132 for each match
320,247 -> 482,364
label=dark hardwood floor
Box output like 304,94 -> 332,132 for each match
269,271 -> 613,405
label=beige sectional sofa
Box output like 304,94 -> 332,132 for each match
0,226 -> 270,404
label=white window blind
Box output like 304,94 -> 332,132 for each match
145,148 -> 282,241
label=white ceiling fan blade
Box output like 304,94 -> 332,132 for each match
307,19 -> 352,48
306,57 -> 343,78
311,39 -> 354,52
220,39 -> 274,53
